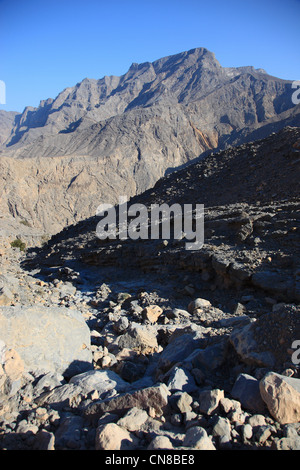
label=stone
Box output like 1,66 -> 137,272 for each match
0,341 -> 24,396
252,271 -> 294,297
275,436 -> 300,450
34,372 -> 66,394
188,298 -> 211,313
255,425 -> 272,444
117,407 -> 148,431
0,286 -> 14,306
148,436 -> 174,450
220,397 -> 242,414
83,384 -> 170,423
247,414 -> 266,428
58,282 -> 77,298
240,423 -> 253,441
35,383 -> 83,410
117,360 -> 147,383
55,414 -> 84,449
95,423 -> 133,450
158,326 -> 205,372
69,369 -> 129,396
167,366 -> 197,393
33,430 -> 55,450
113,316 -> 129,334
0,305 -> 92,377
189,339 -> 228,371
118,322 -> 158,355
259,372 -> 300,424
229,321 -> 276,368
231,373 -> 266,413
16,420 -> 39,435
211,416 -> 231,439
142,305 -> 163,323
198,389 -> 224,415
183,426 -> 216,450
170,391 -> 193,413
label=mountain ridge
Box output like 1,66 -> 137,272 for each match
0,47 -> 299,236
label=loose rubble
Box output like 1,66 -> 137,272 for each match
0,128 -> 299,450
0,248 -> 299,450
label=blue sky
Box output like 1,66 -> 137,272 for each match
0,0 -> 300,112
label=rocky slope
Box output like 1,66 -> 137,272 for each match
0,126 -> 299,451
0,48 -> 299,236
0,111 -> 19,146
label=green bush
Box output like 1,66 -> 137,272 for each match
20,219 -> 32,227
10,238 -> 26,251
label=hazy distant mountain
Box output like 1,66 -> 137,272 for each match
0,110 -> 20,146
0,47 -> 299,234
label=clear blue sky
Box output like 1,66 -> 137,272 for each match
0,0 -> 300,112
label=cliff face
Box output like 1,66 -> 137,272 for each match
0,111 -> 20,146
0,48 -> 299,234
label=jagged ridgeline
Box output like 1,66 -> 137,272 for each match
0,47 -> 299,235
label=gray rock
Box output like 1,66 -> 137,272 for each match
198,389 -> 224,415
252,271 -> 294,296
229,321 -> 276,367
34,372 -> 66,395
188,339 -> 228,371
240,423 -> 253,441
167,367 -> 198,393
158,326 -> 205,372
170,391 -> 193,413
33,430 -> 55,450
117,322 -> 158,354
211,416 -> 231,439
35,383 -> 83,410
231,373 -> 266,413
0,305 -> 93,377
55,414 -> 84,449
69,369 -> 129,396
183,426 -> 216,450
148,436 -> 174,450
275,435 -> 300,450
117,407 -> 148,431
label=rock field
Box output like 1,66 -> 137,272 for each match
0,127 -> 299,451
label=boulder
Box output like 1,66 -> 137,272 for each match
148,436 -> 174,450
198,389 -> 224,415
0,305 -> 92,377
183,426 -> 216,450
117,407 -> 148,431
0,340 -> 24,396
259,372 -> 300,424
231,373 -> 266,413
84,384 -> 170,423
229,321 -> 276,367
95,423 -> 133,450
158,325 -> 205,372
69,370 -> 129,396
167,366 -> 197,393
188,298 -> 211,313
142,305 -> 163,323
117,322 -> 158,354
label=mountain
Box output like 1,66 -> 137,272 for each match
0,47 -> 299,235
0,110 -> 20,146
25,126 -> 300,304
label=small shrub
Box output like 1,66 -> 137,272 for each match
20,219 -> 32,227
10,238 -> 26,251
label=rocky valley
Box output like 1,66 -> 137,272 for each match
0,48 -> 299,452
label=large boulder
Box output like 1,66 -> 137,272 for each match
0,305 -> 92,377
229,305 -> 300,368
259,372 -> 300,424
